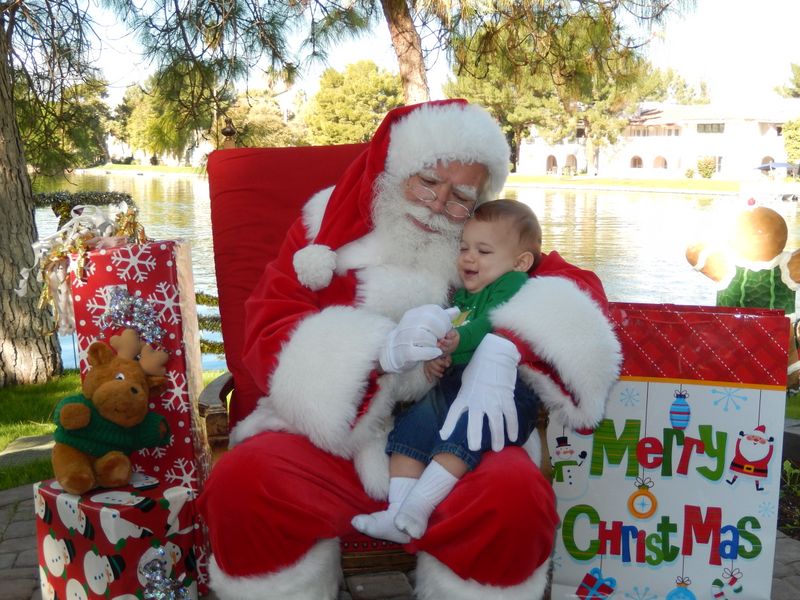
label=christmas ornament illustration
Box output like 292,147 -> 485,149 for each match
628,476 -> 658,519
666,576 -> 697,600
669,388 -> 691,430
711,567 -> 743,598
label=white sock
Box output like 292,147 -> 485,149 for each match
351,477 -> 416,543
394,461 -> 458,539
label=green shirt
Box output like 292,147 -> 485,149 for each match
450,270 -> 529,365
53,394 -> 171,457
717,264 -> 796,313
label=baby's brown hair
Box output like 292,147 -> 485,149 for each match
472,199 -> 542,263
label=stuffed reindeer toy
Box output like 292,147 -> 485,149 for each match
51,329 -> 171,495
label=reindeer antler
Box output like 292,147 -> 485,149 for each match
110,328 -> 142,360
140,343 -> 169,376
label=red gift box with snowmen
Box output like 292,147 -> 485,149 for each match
549,303 -> 788,599
35,240 -> 211,598
35,474 -> 201,599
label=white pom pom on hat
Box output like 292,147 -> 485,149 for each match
293,244 -> 337,291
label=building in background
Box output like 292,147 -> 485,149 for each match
518,98 -> 800,180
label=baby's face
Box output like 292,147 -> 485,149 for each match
458,218 -> 526,293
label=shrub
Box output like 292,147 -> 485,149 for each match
685,168 -> 695,179
697,157 -> 716,179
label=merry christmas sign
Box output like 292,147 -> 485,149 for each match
548,303 -> 788,600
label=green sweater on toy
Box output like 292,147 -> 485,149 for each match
53,394 -> 171,457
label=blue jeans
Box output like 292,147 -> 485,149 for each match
386,364 -> 541,470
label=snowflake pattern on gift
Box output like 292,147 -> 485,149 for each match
84,284 -> 125,329
149,281 -> 182,325
68,259 -> 95,288
161,371 -> 190,414
75,331 -> 95,372
619,386 -> 640,407
195,544 -> 210,586
711,388 -> 747,412
138,443 -> 170,461
165,458 -> 198,491
110,245 -> 157,282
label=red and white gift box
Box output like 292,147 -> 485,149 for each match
35,474 -> 202,599
36,240 -> 211,597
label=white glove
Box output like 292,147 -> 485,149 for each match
439,333 -> 521,452
379,305 -> 460,373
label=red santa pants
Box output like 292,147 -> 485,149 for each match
198,431 -> 558,587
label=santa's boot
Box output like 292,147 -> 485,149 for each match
208,539 -> 340,600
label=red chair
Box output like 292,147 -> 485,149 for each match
201,142 -> 417,573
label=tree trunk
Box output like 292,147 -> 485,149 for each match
0,26 -> 62,386
379,0 -> 429,104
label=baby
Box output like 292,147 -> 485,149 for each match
353,199 -> 543,543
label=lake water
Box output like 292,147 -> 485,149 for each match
33,172 -> 800,369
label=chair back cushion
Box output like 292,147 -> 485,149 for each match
207,144 -> 368,426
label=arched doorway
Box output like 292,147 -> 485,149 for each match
546,155 -> 558,174
653,156 -> 667,169
564,154 -> 577,176
631,156 -> 643,168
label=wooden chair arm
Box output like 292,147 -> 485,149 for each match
199,372 -> 233,449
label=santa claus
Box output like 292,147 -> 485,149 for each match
726,424 -> 775,491
198,100 -> 622,599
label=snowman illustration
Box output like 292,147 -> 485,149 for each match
137,542 -> 183,586
99,506 -> 154,546
38,566 -> 56,600
33,484 -> 53,524
65,578 -> 88,600
163,485 -> 196,536
725,425 -> 774,491
90,489 -> 155,511
56,492 -> 94,539
83,549 -> 126,596
42,533 -> 75,577
550,434 -> 589,500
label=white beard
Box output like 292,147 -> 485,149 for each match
369,172 -> 462,286
738,438 -> 772,463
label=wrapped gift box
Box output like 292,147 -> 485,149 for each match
35,240 -> 211,595
35,475 -> 200,598
550,303 -> 788,600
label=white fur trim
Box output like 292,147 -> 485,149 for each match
492,276 -> 621,430
301,187 -> 333,240
386,103 -> 510,201
415,553 -> 550,600
293,244 -> 337,290
207,540 -> 340,600
245,306 -> 395,454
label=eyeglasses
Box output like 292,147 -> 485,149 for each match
407,181 -> 474,221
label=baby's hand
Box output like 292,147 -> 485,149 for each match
438,329 -> 459,354
424,355 -> 452,382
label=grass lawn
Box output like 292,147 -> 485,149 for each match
0,369 -> 224,491
788,391 -> 800,420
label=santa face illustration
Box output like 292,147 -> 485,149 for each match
42,534 -> 74,577
726,424 -> 775,491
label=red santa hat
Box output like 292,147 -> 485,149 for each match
753,424 -> 767,435
294,100 -> 510,290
